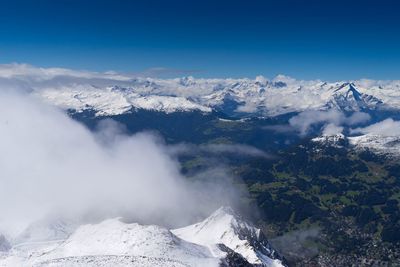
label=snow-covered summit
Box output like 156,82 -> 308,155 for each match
326,83 -> 384,112
172,207 -> 285,267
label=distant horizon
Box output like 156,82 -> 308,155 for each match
1,0 -> 400,80
2,62 -> 400,82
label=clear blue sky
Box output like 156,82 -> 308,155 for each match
0,0 -> 399,80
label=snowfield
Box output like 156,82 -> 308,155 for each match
348,134 -> 400,157
0,208 -> 285,267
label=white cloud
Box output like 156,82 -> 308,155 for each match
289,110 -> 370,135
168,143 -> 272,159
351,118 -> 400,136
346,112 -> 371,125
322,123 -> 344,135
289,110 -> 343,135
0,63 -> 132,81
0,91 -> 239,236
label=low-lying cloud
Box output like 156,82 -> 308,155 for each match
289,109 -> 371,135
322,123 -> 344,135
168,143 -> 272,159
351,118 -> 400,136
0,91 -> 240,237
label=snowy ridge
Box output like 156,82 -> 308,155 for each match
348,134 -> 400,157
0,207 -> 285,267
312,133 -> 347,148
312,133 -> 400,157
172,207 -> 284,267
38,86 -> 212,116
32,219 -> 218,267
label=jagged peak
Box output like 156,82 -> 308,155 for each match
334,82 -> 360,95
172,207 -> 286,266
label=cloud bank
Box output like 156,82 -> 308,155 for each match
289,110 -> 371,135
168,143 -> 272,159
351,118 -> 400,136
0,91 -> 240,236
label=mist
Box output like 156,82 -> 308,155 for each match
351,118 -> 400,136
0,91 -> 241,237
289,109 -> 371,135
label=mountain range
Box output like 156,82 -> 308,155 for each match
31,75 -> 400,117
31,75 -> 400,157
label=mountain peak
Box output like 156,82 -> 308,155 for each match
328,82 -> 383,112
210,206 -> 236,217
173,207 -> 285,266
334,82 -> 360,96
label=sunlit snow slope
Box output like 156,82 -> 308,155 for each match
0,207 -> 285,267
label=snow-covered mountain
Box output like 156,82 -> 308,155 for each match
0,207 -> 285,267
172,207 -> 284,266
325,83 -> 384,112
348,134 -> 400,157
312,132 -> 400,157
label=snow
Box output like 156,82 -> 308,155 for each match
12,216 -> 78,245
312,132 -> 400,157
1,219 -> 219,267
349,134 -> 400,157
172,207 -> 285,267
0,207 -> 285,267
312,133 -> 346,148
33,219 -> 219,267
326,83 -> 384,112
35,85 -> 212,116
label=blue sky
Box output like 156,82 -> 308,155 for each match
0,0 -> 399,80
